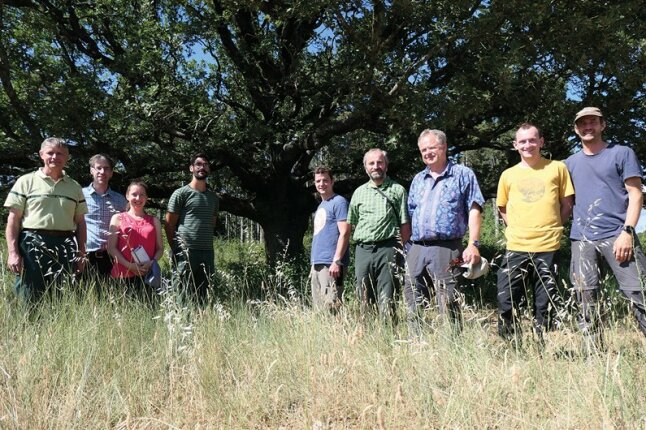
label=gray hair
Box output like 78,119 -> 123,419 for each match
418,129 -> 447,146
363,148 -> 389,166
40,137 -> 68,150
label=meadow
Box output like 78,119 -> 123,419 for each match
1,228 -> 645,429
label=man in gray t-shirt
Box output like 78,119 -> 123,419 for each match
165,153 -> 219,304
310,166 -> 350,312
566,107 -> 646,348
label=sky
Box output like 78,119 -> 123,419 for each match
637,208 -> 646,233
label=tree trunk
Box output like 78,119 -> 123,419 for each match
261,215 -> 310,266
252,181 -> 317,265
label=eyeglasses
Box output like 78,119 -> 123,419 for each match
193,162 -> 209,168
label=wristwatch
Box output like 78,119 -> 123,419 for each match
622,225 -> 635,235
471,240 -> 480,248
334,259 -> 344,266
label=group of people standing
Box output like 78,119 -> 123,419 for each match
4,146 -> 218,305
310,107 -> 645,347
3,106 -> 645,347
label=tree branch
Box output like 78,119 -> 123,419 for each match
210,0 -> 273,119
217,192 -> 257,220
0,18 -> 42,142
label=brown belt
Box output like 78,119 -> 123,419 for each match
22,228 -> 75,237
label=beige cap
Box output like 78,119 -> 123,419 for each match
574,107 -> 603,123
462,257 -> 490,280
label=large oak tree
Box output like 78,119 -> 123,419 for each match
1,0 -> 644,262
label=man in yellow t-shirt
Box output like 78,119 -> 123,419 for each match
496,123 -> 574,342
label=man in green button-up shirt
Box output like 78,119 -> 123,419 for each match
348,148 -> 411,319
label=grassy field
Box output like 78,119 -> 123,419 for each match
1,233 -> 646,428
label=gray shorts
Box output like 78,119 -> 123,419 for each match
570,235 -> 646,292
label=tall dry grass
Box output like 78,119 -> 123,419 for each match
1,281 -> 645,429
0,232 -> 645,428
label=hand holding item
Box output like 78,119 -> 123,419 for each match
462,257 -> 490,280
462,242 -> 481,265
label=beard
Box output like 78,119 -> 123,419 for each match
369,170 -> 384,180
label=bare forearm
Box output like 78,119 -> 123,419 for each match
107,216 -> 132,269
153,219 -> 164,261
468,206 -> 482,242
164,224 -> 175,247
108,244 -> 134,269
334,222 -> 350,261
6,213 -> 21,256
6,210 -> 24,272
164,212 -> 179,247
75,218 -> 87,255
625,185 -> 643,227
498,206 -> 508,225
559,196 -> 574,225
153,248 -> 164,261
613,179 -> 641,263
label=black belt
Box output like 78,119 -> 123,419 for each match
412,238 -> 461,246
357,238 -> 398,248
88,250 -> 109,258
23,228 -> 74,237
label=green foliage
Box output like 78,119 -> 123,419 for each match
0,0 -> 644,263
215,238 -> 312,302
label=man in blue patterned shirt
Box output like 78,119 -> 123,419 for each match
83,154 -> 127,278
405,129 -> 485,334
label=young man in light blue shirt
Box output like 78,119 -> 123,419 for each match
83,154 -> 127,278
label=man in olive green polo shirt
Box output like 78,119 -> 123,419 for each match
348,148 -> 411,318
4,137 -> 88,303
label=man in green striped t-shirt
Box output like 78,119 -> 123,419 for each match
348,148 -> 411,319
165,153 -> 219,304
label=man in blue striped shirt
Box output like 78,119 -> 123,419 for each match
405,129 -> 485,334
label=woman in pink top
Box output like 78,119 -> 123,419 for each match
107,181 -> 164,300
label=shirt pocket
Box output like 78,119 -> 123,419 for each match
440,183 -> 459,206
